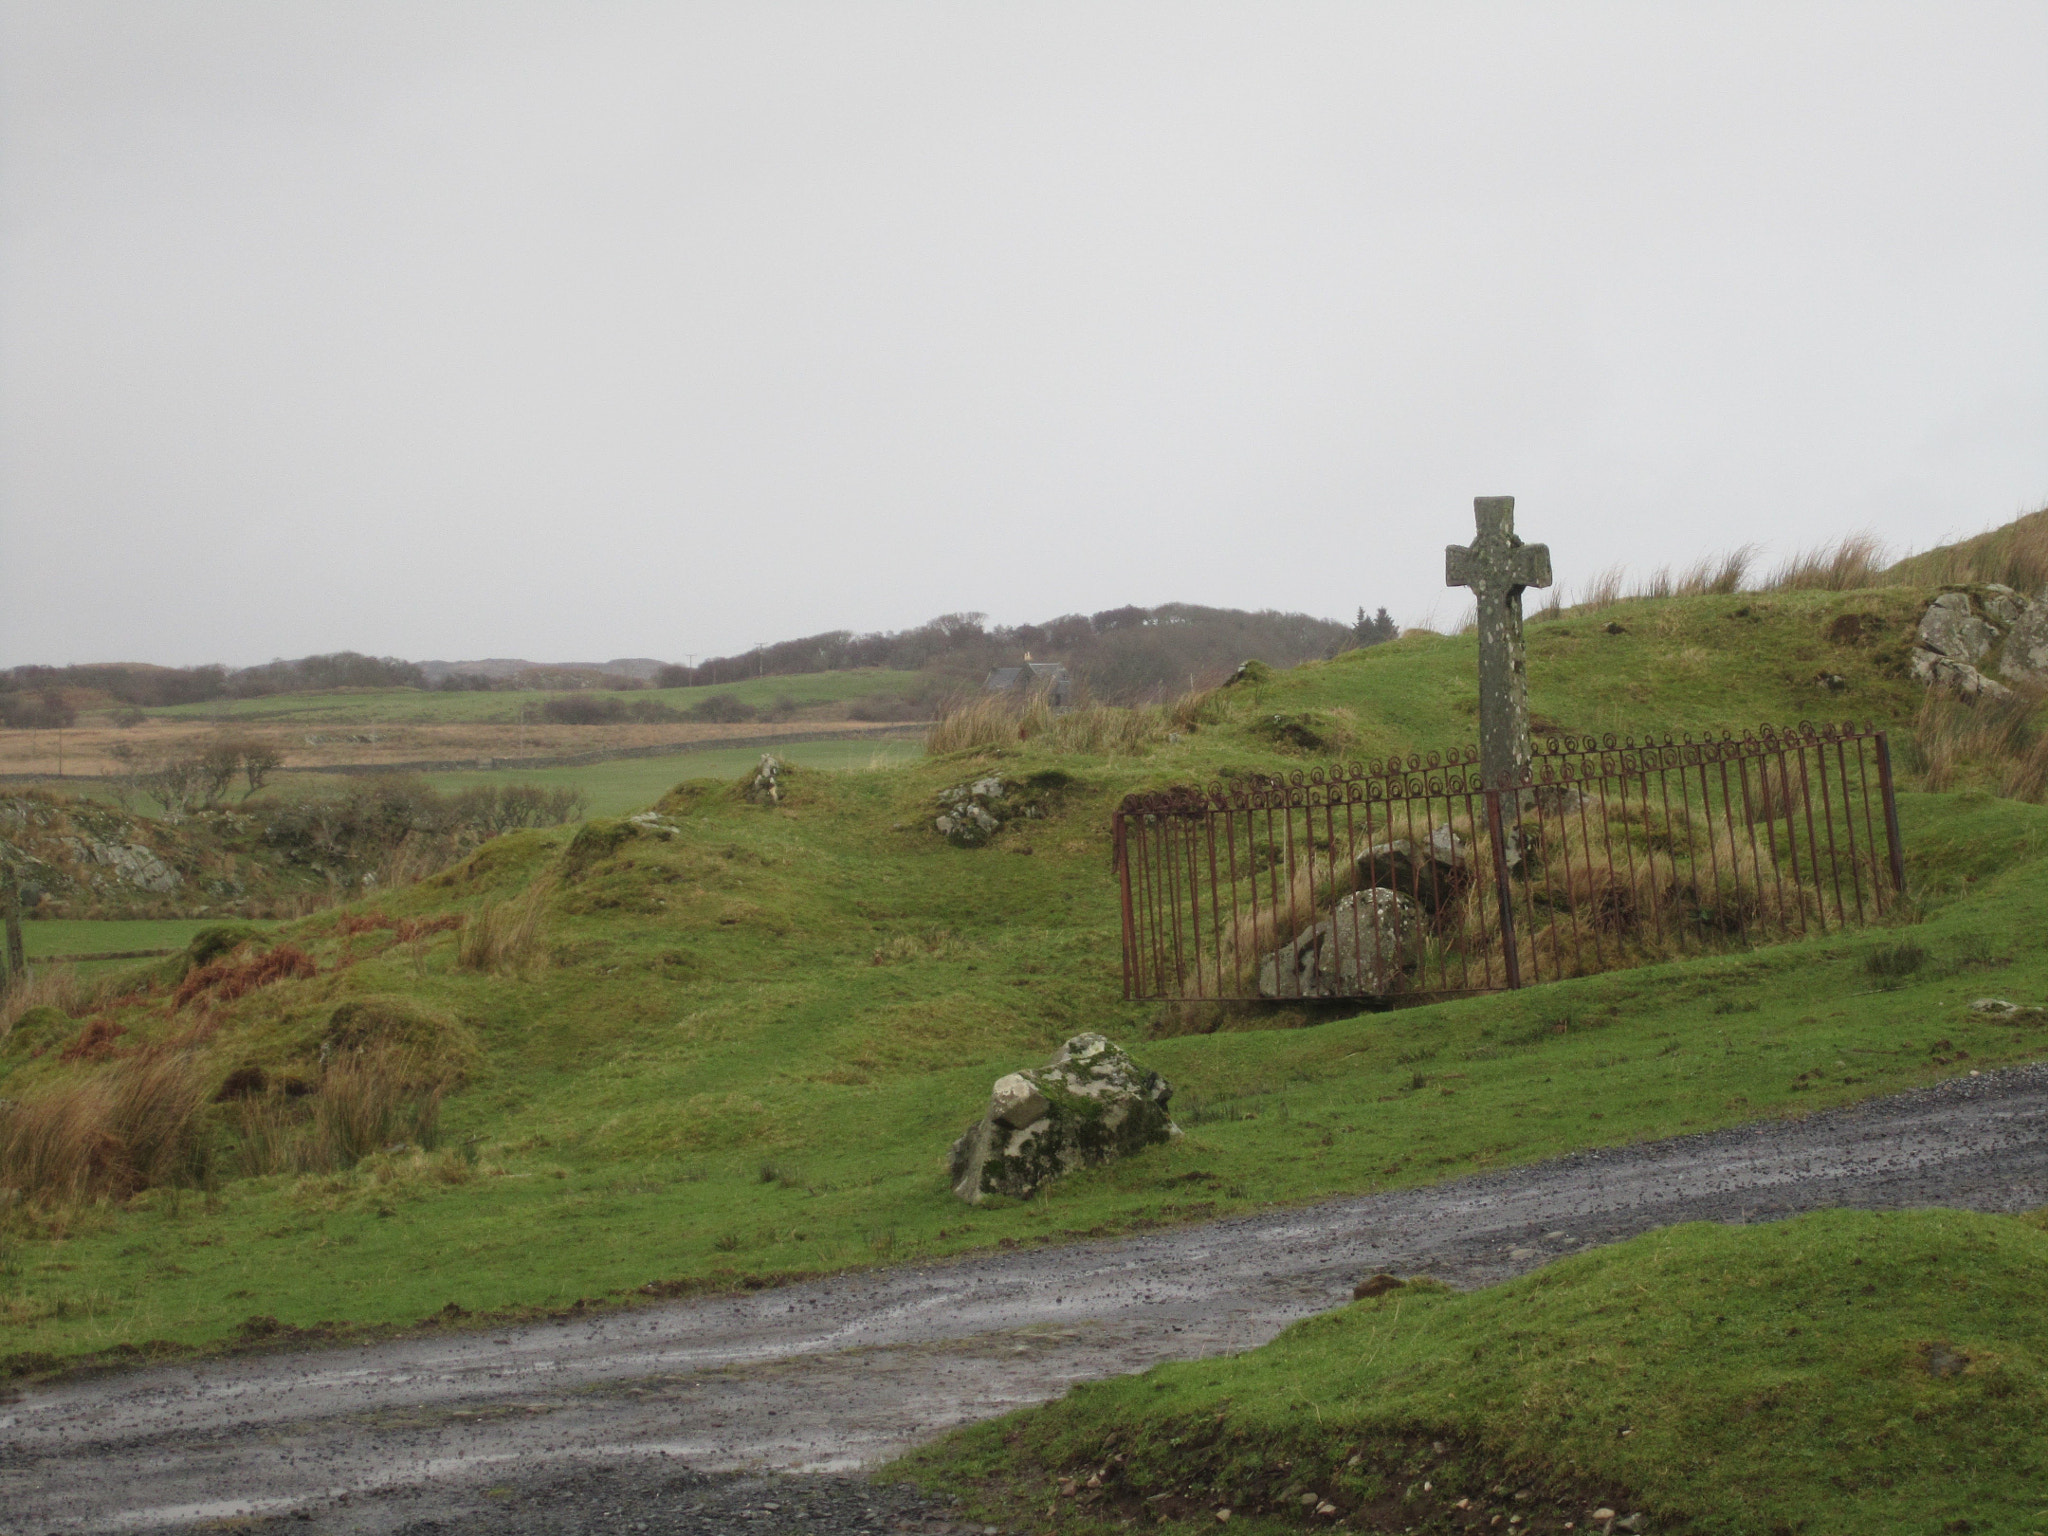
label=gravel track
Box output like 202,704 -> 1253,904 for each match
6,1063 -> 2045,1536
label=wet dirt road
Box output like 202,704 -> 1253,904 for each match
7,1064 -> 2045,1535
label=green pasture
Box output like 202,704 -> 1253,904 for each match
4,569 -> 2045,1536
898,1207 -> 2048,1536
8,736 -> 925,823
22,918 -> 258,959
14,918 -> 273,981
414,737 -> 924,816
4,764 -> 2045,1372
134,668 -> 927,725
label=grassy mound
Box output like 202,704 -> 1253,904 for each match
895,1209 -> 2048,1535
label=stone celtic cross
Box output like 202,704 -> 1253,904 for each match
1446,495 -> 1552,790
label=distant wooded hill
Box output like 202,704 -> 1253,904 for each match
655,604 -> 1399,703
0,605 -> 1397,720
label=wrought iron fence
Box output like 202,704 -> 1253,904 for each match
1113,721 -> 1905,1001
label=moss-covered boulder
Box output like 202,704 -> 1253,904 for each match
1,1004 -> 74,1059
322,994 -> 481,1085
948,1033 -> 1179,1204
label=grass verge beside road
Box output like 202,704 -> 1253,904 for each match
893,1208 -> 2048,1535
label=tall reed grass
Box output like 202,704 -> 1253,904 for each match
1884,507 -> 2048,595
1912,687 -> 2048,801
1765,533 -> 1890,592
228,1047 -> 450,1178
925,685 -> 1221,758
0,1050 -> 210,1205
457,875 -> 554,974
0,961 -> 92,1036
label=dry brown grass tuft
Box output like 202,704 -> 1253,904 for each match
172,943 -> 316,1012
313,1045 -> 443,1167
457,876 -> 554,975
925,686 -> 1186,758
0,1050 -> 210,1205
1674,544 -> 1757,597
924,691 -> 1021,755
1578,566 -> 1627,612
0,962 -> 92,1036
1912,686 -> 2048,800
1884,507 -> 2048,595
1765,533 -> 1889,592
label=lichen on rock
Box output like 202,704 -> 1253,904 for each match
933,775 -> 1045,847
948,1033 -> 1180,1204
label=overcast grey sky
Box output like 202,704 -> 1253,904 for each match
3,2 -> 2044,668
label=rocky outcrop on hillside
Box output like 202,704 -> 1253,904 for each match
1911,585 -> 2048,699
933,774 -> 1060,847
0,794 -> 308,918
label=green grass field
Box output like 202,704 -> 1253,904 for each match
11,735 -> 926,823
896,1207 -> 2048,1535
137,668 -> 927,725
4,768 -> 2044,1373
413,738 -> 924,816
16,919 -> 281,980
21,918 -> 262,960
5,577 -> 2046,1529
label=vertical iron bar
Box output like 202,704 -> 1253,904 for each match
1775,747 -> 1809,935
1831,735 -> 1866,927
1850,734 -> 1885,915
1223,805 -> 1246,995
1653,750 -> 1691,956
1115,816 -> 1137,1000
1487,787 -> 1522,989
1813,734 -> 1848,925
1693,744 -> 1728,953
1794,735 -> 1829,933
1875,731 -> 1907,898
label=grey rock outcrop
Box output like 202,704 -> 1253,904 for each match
70,837 -> 182,893
1916,592 -> 1999,665
934,775 -> 1045,847
747,754 -> 784,806
1908,585 -> 2048,699
948,1033 -> 1180,1204
2001,597 -> 2048,685
1258,886 -> 1421,999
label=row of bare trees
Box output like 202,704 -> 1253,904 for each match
105,736 -> 284,818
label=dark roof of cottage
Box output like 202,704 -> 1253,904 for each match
984,662 -> 1069,690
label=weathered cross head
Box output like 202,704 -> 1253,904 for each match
1446,496 -> 1552,600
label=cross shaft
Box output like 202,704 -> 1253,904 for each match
1446,495 -> 1552,789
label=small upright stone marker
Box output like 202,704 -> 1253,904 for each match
1446,495 -> 1552,789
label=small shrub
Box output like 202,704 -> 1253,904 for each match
324,994 -> 481,1085
686,694 -> 757,724
1864,941 -> 1928,980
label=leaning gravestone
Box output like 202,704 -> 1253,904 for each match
948,1033 -> 1180,1204
1446,495 -> 1553,790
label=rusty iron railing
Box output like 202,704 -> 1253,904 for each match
1113,721 -> 1906,1002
